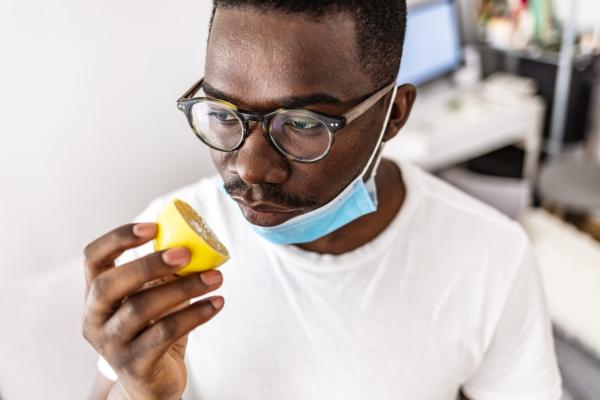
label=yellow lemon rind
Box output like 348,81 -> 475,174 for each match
154,198 -> 230,276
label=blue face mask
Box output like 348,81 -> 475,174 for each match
231,85 -> 398,245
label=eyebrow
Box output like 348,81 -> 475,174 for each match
201,81 -> 343,110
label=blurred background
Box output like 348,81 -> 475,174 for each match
0,0 -> 598,399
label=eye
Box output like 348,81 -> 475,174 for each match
285,119 -> 321,131
208,111 -> 237,123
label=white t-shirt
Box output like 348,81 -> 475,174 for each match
98,159 -> 562,400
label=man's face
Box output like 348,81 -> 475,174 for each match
204,7 -> 393,227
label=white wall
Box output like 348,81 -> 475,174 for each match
0,1 -> 216,282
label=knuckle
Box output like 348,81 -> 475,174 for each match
82,242 -> 96,265
100,331 -> 119,352
89,275 -> 113,300
109,224 -> 136,251
104,318 -> 126,343
122,297 -> 145,320
155,319 -> 179,342
111,228 -> 129,248
98,335 -> 121,362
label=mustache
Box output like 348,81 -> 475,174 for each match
223,178 -> 318,209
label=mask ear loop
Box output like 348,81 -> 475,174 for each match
361,84 -> 398,182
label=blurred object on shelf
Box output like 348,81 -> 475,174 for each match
580,30 -> 600,56
530,0 -> 556,45
477,0 -> 599,56
453,44 -> 483,88
484,15 -> 515,50
478,0 -> 557,51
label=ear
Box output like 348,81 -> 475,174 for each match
383,84 -> 417,142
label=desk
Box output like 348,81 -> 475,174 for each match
384,74 -> 545,205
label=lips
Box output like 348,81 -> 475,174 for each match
231,196 -> 306,226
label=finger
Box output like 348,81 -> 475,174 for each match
85,247 -> 190,324
82,274 -> 182,349
83,223 -> 157,287
131,296 -> 225,365
104,270 -> 223,342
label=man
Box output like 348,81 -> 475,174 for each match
82,1 -> 562,399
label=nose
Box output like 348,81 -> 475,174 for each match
227,121 -> 290,185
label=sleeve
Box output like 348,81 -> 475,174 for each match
462,243 -> 563,400
95,199 -> 164,381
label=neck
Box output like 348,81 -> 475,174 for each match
296,159 -> 406,255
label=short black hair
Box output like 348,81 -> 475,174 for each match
209,0 -> 407,88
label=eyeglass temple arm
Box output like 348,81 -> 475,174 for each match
342,81 -> 397,125
177,78 -> 205,103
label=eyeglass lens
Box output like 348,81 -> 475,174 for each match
190,100 -> 244,151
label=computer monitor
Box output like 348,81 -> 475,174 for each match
397,0 -> 463,86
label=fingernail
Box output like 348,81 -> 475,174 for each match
201,270 -> 222,286
133,223 -> 157,238
210,296 -> 224,310
162,247 -> 190,266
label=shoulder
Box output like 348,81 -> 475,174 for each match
404,161 -> 529,255
398,161 -> 532,299
400,164 -> 547,346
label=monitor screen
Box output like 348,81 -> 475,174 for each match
397,0 -> 462,86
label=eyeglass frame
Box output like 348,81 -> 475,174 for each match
176,78 -> 396,163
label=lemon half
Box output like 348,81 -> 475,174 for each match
154,198 -> 230,276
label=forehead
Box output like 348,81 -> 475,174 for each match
204,6 -> 374,110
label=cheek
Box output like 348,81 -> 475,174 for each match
331,122 -> 375,173
295,145 -> 365,204
210,150 -> 229,178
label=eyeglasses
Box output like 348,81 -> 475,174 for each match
177,78 -> 395,163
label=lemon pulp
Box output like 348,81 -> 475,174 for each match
154,198 -> 230,276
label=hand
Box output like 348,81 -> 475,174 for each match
82,223 -> 225,400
